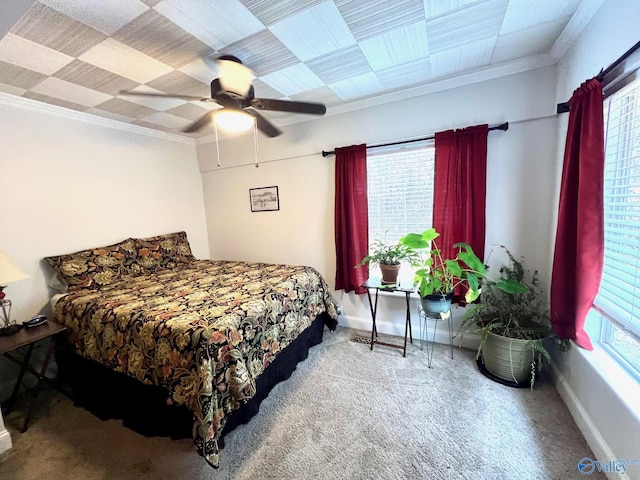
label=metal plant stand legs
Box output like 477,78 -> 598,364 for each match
419,306 -> 454,368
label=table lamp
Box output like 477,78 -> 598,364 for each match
0,250 -> 30,335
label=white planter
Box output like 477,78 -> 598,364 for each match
481,331 -> 535,384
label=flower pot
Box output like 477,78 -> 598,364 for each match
420,291 -> 453,319
379,263 -> 400,284
481,331 -> 535,384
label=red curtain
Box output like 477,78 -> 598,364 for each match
334,144 -> 368,294
433,124 -> 489,302
551,78 -> 604,350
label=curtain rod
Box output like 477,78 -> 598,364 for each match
321,122 -> 509,157
557,39 -> 640,113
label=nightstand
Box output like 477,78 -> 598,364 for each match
0,321 -> 66,432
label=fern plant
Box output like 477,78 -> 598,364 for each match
459,246 -> 568,387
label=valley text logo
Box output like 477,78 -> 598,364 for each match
578,457 -> 640,475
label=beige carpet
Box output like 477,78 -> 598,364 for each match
0,326 -> 604,480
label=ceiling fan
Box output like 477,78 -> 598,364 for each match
120,55 -> 327,137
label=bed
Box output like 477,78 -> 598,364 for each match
45,232 -> 338,468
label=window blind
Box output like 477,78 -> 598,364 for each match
596,81 -> 640,340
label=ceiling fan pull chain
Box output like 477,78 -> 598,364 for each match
214,118 -> 221,167
253,120 -> 259,168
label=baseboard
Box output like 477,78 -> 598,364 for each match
0,426 -> 12,454
339,314 -> 481,351
550,363 -> 621,480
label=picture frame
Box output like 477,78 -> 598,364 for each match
249,186 -> 279,212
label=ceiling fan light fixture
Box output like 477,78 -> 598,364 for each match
214,109 -> 254,133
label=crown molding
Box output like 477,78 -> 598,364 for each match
0,92 -> 196,145
550,0 -> 607,61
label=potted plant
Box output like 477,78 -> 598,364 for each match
459,247 -> 568,387
399,229 -> 525,318
356,233 -> 419,284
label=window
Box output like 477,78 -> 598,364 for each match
366,143 -> 435,280
595,79 -> 640,380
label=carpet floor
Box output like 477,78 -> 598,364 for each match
0,326 -> 604,480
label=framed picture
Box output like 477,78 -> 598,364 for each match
250,186 -> 279,212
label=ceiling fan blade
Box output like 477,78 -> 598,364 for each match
250,98 -> 326,115
247,109 -> 282,138
182,111 -> 214,133
120,90 -> 212,102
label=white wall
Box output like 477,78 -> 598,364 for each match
198,65 -> 559,339
0,98 -> 209,451
551,0 -> 640,476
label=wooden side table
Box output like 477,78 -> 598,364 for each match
0,321 -> 66,432
362,278 -> 415,357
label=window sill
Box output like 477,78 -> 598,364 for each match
575,341 -> 640,423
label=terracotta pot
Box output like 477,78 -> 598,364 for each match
379,263 -> 400,284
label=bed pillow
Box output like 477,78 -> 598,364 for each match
133,231 -> 195,273
44,238 -> 138,291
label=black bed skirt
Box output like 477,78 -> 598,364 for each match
55,312 -> 335,444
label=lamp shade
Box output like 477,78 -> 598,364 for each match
0,251 -> 29,285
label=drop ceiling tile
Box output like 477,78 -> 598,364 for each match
223,29 -> 298,76
493,20 -> 567,64
251,78 -> 285,99
166,102 -> 214,121
53,60 -> 139,96
0,61 -> 47,90
142,111 -> 193,129
97,97 -> 158,118
112,9 -> 214,69
23,91 -> 90,113
0,83 -> 27,97
376,57 -> 432,90
117,85 -> 187,111
305,45 -> 371,84
336,0 -> 425,41
146,70 -> 209,96
178,57 -> 218,85
423,0 -> 482,19
10,3 -> 107,57
430,37 -> 496,79
240,0 -> 325,26
85,107 -> 136,124
359,20 -> 429,71
328,71 -> 383,100
0,33 -> 74,75
500,0 -> 583,35
79,38 -> 173,84
426,0 -> 507,53
260,63 -> 324,96
30,77 -> 113,107
290,86 -> 342,106
154,0 -> 265,50
41,0 -> 149,36
269,1 -> 356,62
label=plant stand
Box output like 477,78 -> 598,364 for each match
418,305 -> 453,368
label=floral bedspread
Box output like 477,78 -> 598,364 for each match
53,259 -> 338,467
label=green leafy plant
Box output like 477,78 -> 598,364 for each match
356,233 -> 419,268
399,228 -> 526,302
459,246 -> 569,387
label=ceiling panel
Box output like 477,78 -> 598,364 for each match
269,1 -> 356,62
359,20 -> 429,71
0,0 -> 594,138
